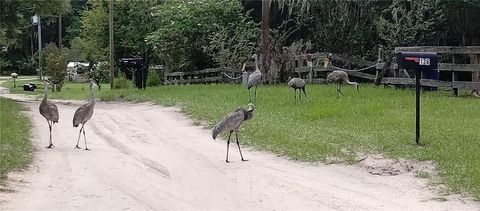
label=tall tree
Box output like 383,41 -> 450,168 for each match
259,0 -> 309,83
261,0 -> 271,82
147,0 -> 258,72
77,0 -> 160,64
0,0 -> 70,73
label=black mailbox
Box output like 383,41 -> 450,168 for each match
23,83 -> 36,91
396,51 -> 438,72
121,58 -> 148,89
397,52 -> 439,90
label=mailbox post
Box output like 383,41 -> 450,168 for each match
11,73 -> 18,88
396,52 -> 438,145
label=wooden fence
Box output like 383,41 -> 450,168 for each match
162,46 -> 480,96
292,53 -> 377,83
164,67 -> 245,85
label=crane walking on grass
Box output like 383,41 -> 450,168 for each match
39,80 -> 59,149
247,54 -> 262,103
327,70 -> 360,97
288,77 -> 310,103
73,80 -> 97,150
212,103 -> 255,163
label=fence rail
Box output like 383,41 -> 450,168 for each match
164,67 -> 243,85
395,46 -> 480,54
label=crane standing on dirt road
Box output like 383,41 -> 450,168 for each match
39,80 -> 59,148
212,103 -> 255,163
73,80 -> 97,150
287,77 -> 310,103
327,70 -> 360,97
247,54 -> 262,103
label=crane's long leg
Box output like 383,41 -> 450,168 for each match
294,89 -> 297,104
299,88 -> 302,101
46,120 -> 54,148
339,83 -> 344,96
83,126 -> 90,150
302,87 -> 310,102
248,88 -> 252,103
75,125 -> 84,149
336,83 -> 340,97
226,131 -> 233,163
235,131 -> 246,161
254,86 -> 257,100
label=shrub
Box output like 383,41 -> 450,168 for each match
87,62 -> 110,90
146,69 -> 162,87
114,74 -> 131,89
43,43 -> 68,91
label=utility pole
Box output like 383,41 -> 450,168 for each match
58,14 -> 62,48
33,14 -> 43,80
38,16 -> 42,80
261,0 -> 271,83
109,0 -> 114,89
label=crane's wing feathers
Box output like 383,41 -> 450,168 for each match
295,78 -> 305,87
288,78 -> 305,88
212,108 -> 245,139
73,104 -> 88,127
247,71 -> 262,88
327,70 -> 349,82
326,72 -> 336,81
48,103 -> 59,123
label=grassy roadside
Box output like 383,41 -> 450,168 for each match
2,77 -> 480,198
0,97 -> 33,183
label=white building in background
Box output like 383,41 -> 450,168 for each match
67,62 -> 89,81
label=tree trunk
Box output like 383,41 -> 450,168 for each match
58,14 -> 62,48
109,0 -> 115,89
470,54 -> 480,97
261,0 -> 271,84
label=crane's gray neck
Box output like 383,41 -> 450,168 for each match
89,83 -> 95,103
347,81 -> 359,86
343,77 -> 356,86
254,55 -> 260,72
42,81 -> 48,101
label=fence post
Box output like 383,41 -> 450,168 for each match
376,47 -> 383,79
307,54 -> 313,83
452,55 -> 458,96
470,54 -> 480,96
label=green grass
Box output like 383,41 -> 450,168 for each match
0,97 -> 33,183
2,77 -> 480,198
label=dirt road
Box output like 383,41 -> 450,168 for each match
1,96 -> 478,210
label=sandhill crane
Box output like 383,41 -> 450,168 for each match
73,80 -> 97,150
39,80 -> 59,148
327,70 -> 359,97
247,54 -> 262,102
288,77 -> 310,103
212,103 -> 255,163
